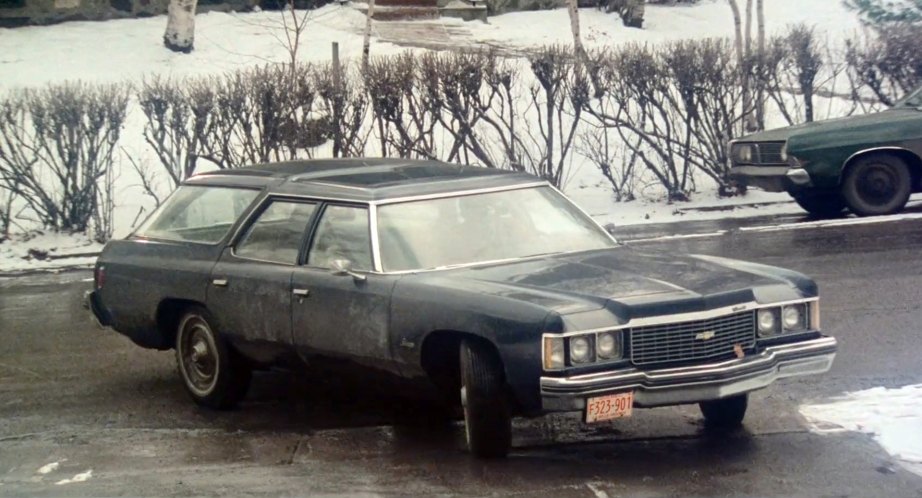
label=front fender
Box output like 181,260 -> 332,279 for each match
389,279 -> 551,411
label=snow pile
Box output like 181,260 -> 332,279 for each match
801,384 -> 922,477
0,232 -> 101,272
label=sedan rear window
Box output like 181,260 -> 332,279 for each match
136,186 -> 260,244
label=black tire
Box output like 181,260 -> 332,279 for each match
841,153 -> 912,216
699,393 -> 748,429
175,306 -> 251,409
793,192 -> 847,218
459,339 -> 512,458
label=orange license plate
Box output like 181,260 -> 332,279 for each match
585,391 -> 634,423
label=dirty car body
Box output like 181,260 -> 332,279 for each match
86,158 -> 837,457
729,86 -> 922,217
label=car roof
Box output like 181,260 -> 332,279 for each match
185,158 -> 545,202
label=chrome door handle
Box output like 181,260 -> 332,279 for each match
212,278 -> 228,287
292,288 -> 310,297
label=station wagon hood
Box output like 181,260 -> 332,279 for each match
741,108 -> 922,145
420,248 -> 815,316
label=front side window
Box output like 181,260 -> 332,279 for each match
136,186 -> 260,244
307,205 -> 372,271
235,200 -> 317,264
377,186 -> 615,272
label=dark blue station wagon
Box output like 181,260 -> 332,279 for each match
86,159 -> 837,457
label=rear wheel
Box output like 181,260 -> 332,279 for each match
699,393 -> 748,429
793,192 -> 846,218
175,306 -> 251,409
842,153 -> 912,216
460,339 -> 512,458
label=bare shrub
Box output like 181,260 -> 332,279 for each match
315,63 -> 370,158
197,63 -> 318,168
0,83 -> 129,237
526,45 -> 589,186
846,23 -> 922,106
364,53 -> 439,159
139,76 -> 215,187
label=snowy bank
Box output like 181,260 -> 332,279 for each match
801,384 -> 922,477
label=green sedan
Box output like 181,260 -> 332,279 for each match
729,86 -> 922,217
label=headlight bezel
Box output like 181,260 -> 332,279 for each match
756,300 -> 817,338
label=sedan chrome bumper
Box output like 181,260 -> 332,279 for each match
540,336 -> 836,411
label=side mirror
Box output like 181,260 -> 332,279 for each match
330,258 -> 367,282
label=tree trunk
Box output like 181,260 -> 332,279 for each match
362,0 -> 376,74
566,0 -> 590,69
163,0 -> 198,53
728,0 -> 752,133
755,0 -> 765,128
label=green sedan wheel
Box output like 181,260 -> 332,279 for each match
842,153 -> 912,216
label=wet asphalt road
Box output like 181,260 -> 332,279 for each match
2,212 -> 922,497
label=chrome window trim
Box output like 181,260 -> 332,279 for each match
548,183 -> 619,246
371,181 -> 548,205
373,183 -> 616,273
369,203 -> 383,272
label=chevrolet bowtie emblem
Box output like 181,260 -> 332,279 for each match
695,330 -> 716,341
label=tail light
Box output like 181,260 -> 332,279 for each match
95,265 -> 106,290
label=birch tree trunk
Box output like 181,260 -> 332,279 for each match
755,0 -> 765,128
362,0 -> 376,73
163,0 -> 198,53
729,0 -> 754,132
566,0 -> 590,69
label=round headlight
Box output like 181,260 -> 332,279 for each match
739,144 -> 753,162
597,332 -> 621,360
570,336 -> 592,364
757,309 -> 777,335
783,305 -> 804,330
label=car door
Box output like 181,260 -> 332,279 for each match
290,203 -> 398,372
207,198 -> 319,362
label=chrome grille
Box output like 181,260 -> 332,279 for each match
731,141 -> 787,166
757,143 -> 785,164
629,311 -> 755,366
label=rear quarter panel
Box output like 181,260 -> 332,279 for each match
97,239 -> 224,349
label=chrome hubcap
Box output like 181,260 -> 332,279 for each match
180,321 -> 218,396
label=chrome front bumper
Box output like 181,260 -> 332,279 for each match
540,336 -> 836,411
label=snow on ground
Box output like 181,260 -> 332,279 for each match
0,0 -> 862,90
0,232 -> 102,273
801,384 -> 922,477
458,0 -> 862,52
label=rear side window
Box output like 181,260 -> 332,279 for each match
137,186 -> 259,244
235,201 -> 317,264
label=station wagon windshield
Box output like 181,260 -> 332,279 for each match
376,186 -> 616,272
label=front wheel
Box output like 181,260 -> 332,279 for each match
841,153 -> 912,216
460,339 -> 512,458
175,307 -> 251,409
699,393 -> 748,429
